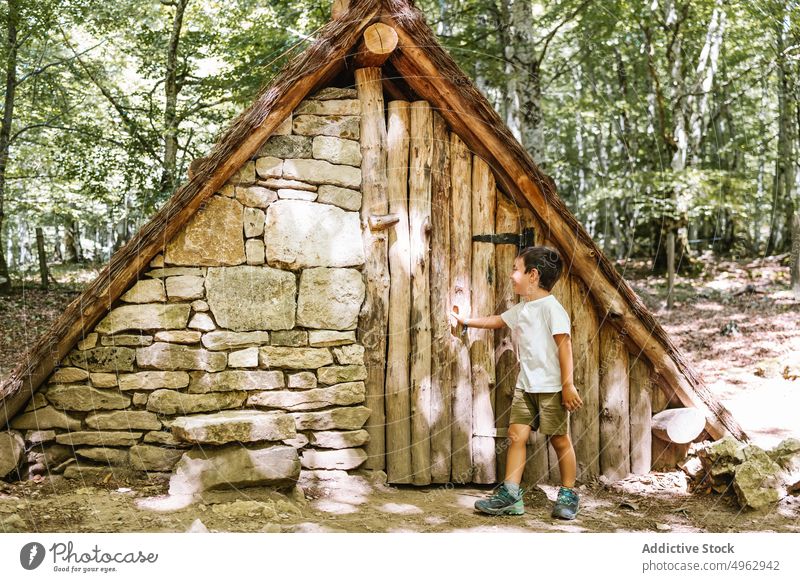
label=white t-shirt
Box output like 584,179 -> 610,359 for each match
500,294 -> 571,393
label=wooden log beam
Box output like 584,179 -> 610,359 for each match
408,100 -> 433,485
353,23 -> 399,68
449,133 -> 473,483
383,19 -> 740,441
429,111 -> 452,483
470,155 -> 497,484
383,77 -> 410,102
331,0 -> 349,20
599,323 -> 631,481
629,356 -> 653,474
385,100 -> 412,484
652,407 -> 706,444
368,213 -> 400,231
355,66 -> 389,471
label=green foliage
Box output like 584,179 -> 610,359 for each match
1,0 -> 797,273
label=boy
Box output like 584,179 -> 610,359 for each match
451,246 -> 583,519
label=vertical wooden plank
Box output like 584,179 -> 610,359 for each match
408,100 -> 433,485
385,100 -> 412,484
429,111 -> 452,483
570,278 -> 601,481
651,378 -> 671,414
449,133 -> 473,483
545,241 -> 572,484
470,155 -> 497,484
522,433 -> 550,487
629,355 -> 653,474
355,67 -> 388,471
494,192 -> 520,481
599,323 -> 631,480
518,205 -> 548,483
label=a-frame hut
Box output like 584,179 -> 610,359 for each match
0,0 -> 745,490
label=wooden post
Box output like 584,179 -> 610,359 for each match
599,323 -> 631,480
494,192 -> 519,480
449,133 -> 473,483
547,241 -> 572,484
471,155 -> 497,484
355,67 -> 389,471
629,356 -> 653,474
519,206 -> 549,484
35,227 -> 49,290
570,278 -> 601,481
385,100 -> 412,484
409,100 -> 433,485
429,111 -> 452,483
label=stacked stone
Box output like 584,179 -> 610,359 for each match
8,87 -> 372,487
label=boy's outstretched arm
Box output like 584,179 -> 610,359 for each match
554,333 -> 583,412
449,311 -> 506,330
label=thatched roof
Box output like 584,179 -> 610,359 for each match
0,0 -> 746,441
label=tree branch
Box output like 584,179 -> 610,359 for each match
535,0 -> 593,66
17,41 -> 105,86
59,28 -> 159,162
176,97 -> 231,124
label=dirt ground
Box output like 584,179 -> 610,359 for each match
1,468 -> 799,533
1,256 -> 798,533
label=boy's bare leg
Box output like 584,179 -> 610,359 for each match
548,434 -> 577,488
505,423 -> 532,484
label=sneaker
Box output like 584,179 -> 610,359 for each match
474,484 -> 525,516
551,487 -> 579,520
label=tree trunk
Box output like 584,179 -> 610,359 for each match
63,220 -> 81,264
35,227 -> 49,289
502,0 -> 544,162
0,0 -> 19,294
792,211 -> 800,297
666,230 -> 675,310
767,8 -> 795,255
160,0 -> 189,197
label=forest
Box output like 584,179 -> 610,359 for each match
0,0 -> 798,539
0,0 -> 798,297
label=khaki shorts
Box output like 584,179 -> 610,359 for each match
508,389 -> 569,435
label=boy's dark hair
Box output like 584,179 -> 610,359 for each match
517,246 -> 563,291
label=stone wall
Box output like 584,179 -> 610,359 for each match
7,87 -> 371,488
